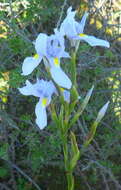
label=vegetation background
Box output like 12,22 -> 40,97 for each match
0,0 -> 121,189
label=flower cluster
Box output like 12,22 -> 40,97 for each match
19,7 -> 110,129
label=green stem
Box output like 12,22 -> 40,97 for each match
71,50 -> 77,87
62,134 -> 74,190
67,172 -> 74,190
62,134 -> 68,171
58,97 -> 77,190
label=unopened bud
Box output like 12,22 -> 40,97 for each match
96,101 -> 110,123
82,85 -> 94,110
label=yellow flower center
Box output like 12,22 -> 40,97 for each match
79,33 -> 87,37
42,98 -> 48,107
33,54 -> 39,59
60,87 -> 64,92
54,57 -> 59,66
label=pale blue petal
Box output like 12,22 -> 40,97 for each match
47,81 -> 57,97
54,28 -> 64,42
79,12 -> 88,33
63,90 -> 70,103
35,33 -> 48,55
19,79 -> 57,99
32,79 -> 56,98
47,33 -> 65,58
60,7 -> 77,38
18,80 -> 33,95
59,25 -> 65,36
67,6 -> 77,18
50,66 -> 72,89
53,31 -> 70,58
67,6 -> 72,14
22,56 -> 42,76
79,35 -> 110,47
35,100 -> 47,129
75,12 -> 88,34
61,51 -> 70,58
60,17 -> 77,38
54,28 -> 58,34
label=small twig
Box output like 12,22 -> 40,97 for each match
11,163 -> 42,190
56,0 -> 68,29
2,122 -> 17,190
2,159 -> 42,190
2,18 -> 32,44
93,160 -> 121,190
0,183 -> 11,190
101,172 -> 110,190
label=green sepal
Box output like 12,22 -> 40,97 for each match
70,86 -> 79,103
50,104 -> 59,127
70,132 -> 80,171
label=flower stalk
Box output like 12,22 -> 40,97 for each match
70,50 -> 77,87
59,110 -> 77,190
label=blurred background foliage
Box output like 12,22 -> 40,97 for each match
0,0 -> 121,189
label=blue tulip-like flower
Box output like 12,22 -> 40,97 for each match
60,7 -> 110,48
22,29 -> 72,89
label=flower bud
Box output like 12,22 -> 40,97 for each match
96,101 -> 110,123
81,85 -> 94,111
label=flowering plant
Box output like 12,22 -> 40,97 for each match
18,6 -> 110,190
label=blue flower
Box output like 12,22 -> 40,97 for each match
22,30 -> 72,89
60,7 -> 110,48
35,30 -> 72,89
18,79 -> 57,129
35,29 -> 69,60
